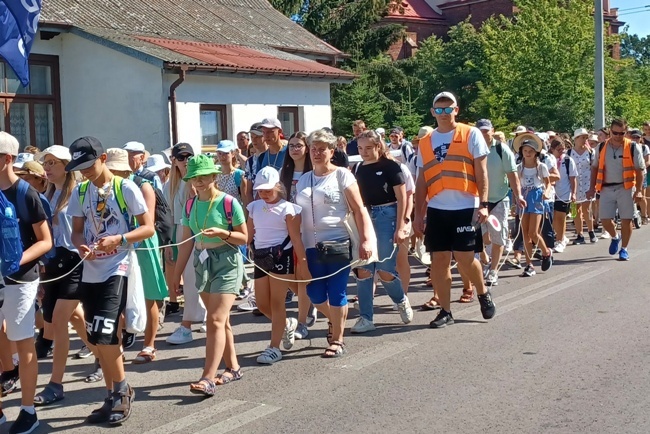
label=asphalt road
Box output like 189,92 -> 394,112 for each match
2,226 -> 649,434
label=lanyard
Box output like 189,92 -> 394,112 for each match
194,191 -> 219,234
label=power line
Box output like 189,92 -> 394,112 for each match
620,9 -> 650,16
618,5 -> 650,12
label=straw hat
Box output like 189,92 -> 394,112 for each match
513,133 -> 543,153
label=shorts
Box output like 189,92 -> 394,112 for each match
41,247 -> 83,323
193,245 -> 242,295
0,280 -> 39,341
81,276 -> 127,346
554,200 -> 571,214
424,207 -> 477,253
522,187 -> 545,215
481,198 -> 510,247
253,246 -> 295,279
599,184 -> 635,220
305,248 -> 349,307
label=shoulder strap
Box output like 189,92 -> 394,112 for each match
16,179 -> 30,222
564,156 -> 570,178
353,162 -> 360,176
567,149 -> 572,158
223,194 -> 234,230
79,181 -> 90,207
112,176 -> 128,215
234,170 -> 242,187
599,142 -> 605,154
495,142 -> 503,160
185,196 -> 197,220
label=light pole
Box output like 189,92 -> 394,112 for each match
595,0 -> 605,129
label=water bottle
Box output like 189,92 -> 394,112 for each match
2,206 -> 21,275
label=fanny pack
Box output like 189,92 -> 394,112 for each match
252,236 -> 290,272
315,239 -> 352,264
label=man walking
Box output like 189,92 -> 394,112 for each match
123,142 -> 162,191
346,120 -> 367,156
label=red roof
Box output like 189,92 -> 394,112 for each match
137,37 -> 354,79
387,0 -> 444,21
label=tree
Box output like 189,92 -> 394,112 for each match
620,31 -> 650,66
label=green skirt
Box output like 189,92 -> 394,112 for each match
136,235 -> 169,301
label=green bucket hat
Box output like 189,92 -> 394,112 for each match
183,154 -> 221,181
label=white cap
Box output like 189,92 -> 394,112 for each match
253,166 -> 280,190
35,145 -> 72,163
510,125 -> 527,136
432,91 -> 457,106
13,152 -> 34,169
146,154 -> 171,173
573,128 -> 589,139
105,148 -> 131,172
375,128 -> 386,135
0,132 -> 20,157
260,118 -> 282,129
123,141 -> 146,153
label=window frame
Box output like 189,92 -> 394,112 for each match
278,106 -> 300,135
199,104 -> 228,146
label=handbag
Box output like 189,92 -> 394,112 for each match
252,236 -> 290,272
311,173 -> 352,264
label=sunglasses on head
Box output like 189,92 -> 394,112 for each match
611,131 -> 626,136
175,154 -> 191,161
433,107 -> 455,115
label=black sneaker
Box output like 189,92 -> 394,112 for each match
285,289 -> 293,305
87,397 -> 112,424
1,366 -> 19,396
521,264 -> 536,277
122,332 -> 136,350
541,252 -> 553,272
533,248 -> 543,260
429,309 -> 454,328
478,292 -> 496,319
9,409 -> 38,434
35,334 -> 53,360
165,301 -> 180,316
573,234 -> 586,245
588,231 -> 598,243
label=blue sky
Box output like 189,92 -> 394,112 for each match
612,0 -> 650,36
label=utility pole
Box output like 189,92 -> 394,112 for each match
595,0 -> 606,129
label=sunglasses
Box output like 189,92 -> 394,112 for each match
96,188 -> 110,219
611,131 -> 626,136
433,107 -> 455,115
174,154 -> 191,162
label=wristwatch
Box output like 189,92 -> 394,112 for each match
480,202 -> 489,209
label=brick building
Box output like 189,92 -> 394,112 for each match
385,0 -> 624,60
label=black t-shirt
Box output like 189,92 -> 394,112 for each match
346,138 -> 359,156
332,148 -> 349,168
354,158 -> 405,206
3,180 -> 48,284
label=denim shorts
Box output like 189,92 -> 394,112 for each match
522,187 -> 544,215
305,248 -> 350,307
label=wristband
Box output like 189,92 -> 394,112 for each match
225,231 -> 231,241
120,234 -> 128,246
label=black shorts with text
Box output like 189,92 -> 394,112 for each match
81,275 -> 127,346
425,207 -> 478,253
253,246 -> 295,279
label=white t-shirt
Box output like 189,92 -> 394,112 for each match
296,167 -> 356,249
542,152 -> 557,201
518,163 -> 550,189
247,199 -> 302,249
416,126 -> 489,210
555,154 -> 578,202
68,178 -> 148,283
399,163 -> 415,193
50,189 -> 77,252
163,179 -> 189,225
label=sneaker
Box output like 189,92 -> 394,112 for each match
429,309 -> 454,328
199,322 -> 207,333
521,264 -> 536,277
553,241 -> 565,253
588,231 -> 598,243
9,409 -> 38,434
507,258 -> 523,269
619,248 -> 630,261
306,305 -> 317,327
237,296 -> 258,312
397,297 -> 414,324
35,333 -> 53,360
533,248 -> 543,260
601,231 -> 611,239
285,290 -> 294,305
165,301 -> 180,316
478,291 -> 496,319
295,323 -> 309,340
609,236 -> 621,255
351,317 -> 376,334
573,234 -> 586,245
122,332 -> 136,350
256,347 -> 282,364
562,236 -> 570,245
485,269 -> 498,286
1,366 -> 19,396
282,318 -> 297,350
236,286 -> 252,301
505,239 -> 514,253
541,252 -> 553,272
166,325 -> 193,345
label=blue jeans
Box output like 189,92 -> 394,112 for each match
356,204 -> 405,322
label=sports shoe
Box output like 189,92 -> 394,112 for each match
562,236 -> 569,245
429,309 -> 454,328
351,317 -> 376,334
553,241 -> 565,253
507,258 -> 523,269
237,296 -> 258,312
573,234 -> 586,245
541,252 -> 553,272
165,301 -> 180,316
282,318 -> 297,350
256,347 -> 282,364
1,366 -> 19,396
478,291 -> 496,319
485,269 -> 498,286
609,236 -> 621,255
199,322 -> 207,333
521,264 -> 536,277
306,305 -> 317,327
166,325 -> 193,345
9,409 -> 38,434
601,231 -> 611,239
236,286 -> 252,300
505,239 -> 514,253
397,297 -> 414,324
35,332 -> 53,360
122,332 -> 136,350
285,290 -> 294,305
392,303 -> 398,311
588,231 -> 598,243
295,323 -> 309,340
619,248 -> 630,261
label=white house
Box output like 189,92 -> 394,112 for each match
0,0 -> 354,154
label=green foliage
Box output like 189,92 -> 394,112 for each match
620,31 -> 650,67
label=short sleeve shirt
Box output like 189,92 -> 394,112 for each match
353,158 -> 405,206
487,140 -> 517,203
181,193 -> 245,245
247,199 -> 302,249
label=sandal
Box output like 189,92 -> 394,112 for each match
422,296 -> 440,311
34,384 -> 64,406
190,377 -> 216,397
322,341 -> 346,358
133,347 -> 156,364
459,288 -> 474,303
108,385 -> 135,425
327,321 -> 333,345
215,367 -> 243,386
424,278 -> 433,287
85,359 -> 104,383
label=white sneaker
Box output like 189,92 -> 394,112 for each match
199,322 -> 207,333
295,323 -> 309,339
553,241 -> 565,253
505,239 -> 514,253
166,325 -> 193,345
392,303 -> 398,311
397,297 -> 414,324
237,295 -> 257,312
351,317 -> 376,334
601,232 -> 611,239
562,236 -> 570,245
282,318 -> 297,350
486,269 -> 498,286
256,347 -> 282,364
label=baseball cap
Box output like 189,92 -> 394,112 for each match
65,136 -> 104,172
629,128 -> 642,138
476,119 -> 493,131
253,166 -> 280,190
249,122 -> 264,137
573,128 -> 589,139
260,118 -> 282,129
216,140 -> 237,153
35,145 -> 72,163
105,148 -> 131,172
389,128 -> 401,136
13,153 -> 34,169
375,128 -> 385,135
123,141 -> 146,153
171,142 -> 194,159
432,91 -> 457,106
0,132 -> 20,157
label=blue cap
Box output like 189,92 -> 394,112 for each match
216,140 -> 237,153
476,119 -> 493,130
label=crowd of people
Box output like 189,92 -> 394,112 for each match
0,92 -> 647,433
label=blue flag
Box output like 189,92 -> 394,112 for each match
0,0 -> 42,87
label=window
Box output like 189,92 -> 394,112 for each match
200,105 -> 227,146
278,106 -> 300,135
0,55 -> 62,150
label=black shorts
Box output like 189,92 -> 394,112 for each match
41,248 -> 83,323
424,207 -> 478,253
253,246 -> 295,279
81,275 -> 127,346
554,200 -> 571,214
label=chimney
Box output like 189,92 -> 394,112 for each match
603,0 -> 609,12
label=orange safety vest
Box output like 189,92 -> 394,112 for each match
594,139 -> 636,193
419,123 -> 478,200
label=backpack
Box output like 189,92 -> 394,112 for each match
16,181 -> 56,262
184,194 -> 235,234
132,175 -> 174,246
137,168 -> 158,186
567,148 -> 593,166
598,141 -> 635,157
495,142 -> 503,160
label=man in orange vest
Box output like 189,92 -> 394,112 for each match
414,92 -> 496,328
587,118 -> 645,261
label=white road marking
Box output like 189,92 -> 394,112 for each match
193,403 -> 281,434
143,399 -> 246,434
331,341 -> 419,371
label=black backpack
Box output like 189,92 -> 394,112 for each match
137,168 -> 158,185
133,175 -> 174,246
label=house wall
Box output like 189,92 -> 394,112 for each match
440,0 -> 515,30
